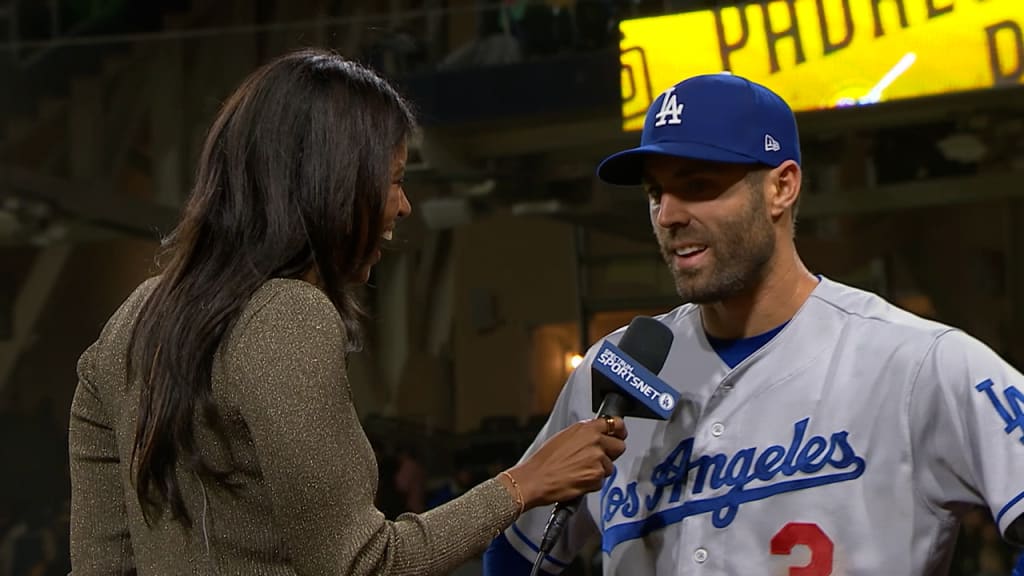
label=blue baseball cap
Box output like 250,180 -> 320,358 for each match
597,74 -> 801,185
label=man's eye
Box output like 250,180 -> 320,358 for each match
688,180 -> 712,193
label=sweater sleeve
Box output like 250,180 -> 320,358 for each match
69,342 -> 137,575
226,281 -> 519,575
69,279 -> 159,576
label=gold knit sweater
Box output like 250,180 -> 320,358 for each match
69,278 -> 518,575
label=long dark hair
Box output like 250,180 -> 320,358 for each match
126,49 -> 416,525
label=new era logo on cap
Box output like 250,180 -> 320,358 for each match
596,74 -> 802,186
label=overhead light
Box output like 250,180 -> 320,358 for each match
565,353 -> 584,374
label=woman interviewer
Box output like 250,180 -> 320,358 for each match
68,49 -> 626,575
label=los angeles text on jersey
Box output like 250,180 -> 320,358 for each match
599,417 -> 866,551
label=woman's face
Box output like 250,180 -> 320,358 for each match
356,141 -> 411,283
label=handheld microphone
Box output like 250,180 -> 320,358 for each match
529,316 -> 677,576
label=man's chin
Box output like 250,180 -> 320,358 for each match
673,276 -> 744,305
673,281 -> 715,305
676,291 -> 721,305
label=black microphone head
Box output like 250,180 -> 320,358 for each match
616,316 -> 674,374
590,316 -> 675,418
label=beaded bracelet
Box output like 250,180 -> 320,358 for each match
500,470 -> 525,518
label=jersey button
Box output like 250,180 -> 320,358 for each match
711,422 -> 725,437
694,548 -> 708,563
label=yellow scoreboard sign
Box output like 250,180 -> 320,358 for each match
619,0 -> 1024,130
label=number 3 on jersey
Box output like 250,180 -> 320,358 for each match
771,523 -> 834,576
654,87 -> 684,127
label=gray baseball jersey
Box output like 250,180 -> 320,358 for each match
495,277 -> 1024,575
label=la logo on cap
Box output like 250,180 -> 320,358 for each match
764,134 -> 781,152
654,87 -> 684,127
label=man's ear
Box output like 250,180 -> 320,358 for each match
766,160 -> 802,219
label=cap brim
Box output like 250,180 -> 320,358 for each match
596,142 -> 763,186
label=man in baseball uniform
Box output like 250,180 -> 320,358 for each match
483,73 -> 1024,575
